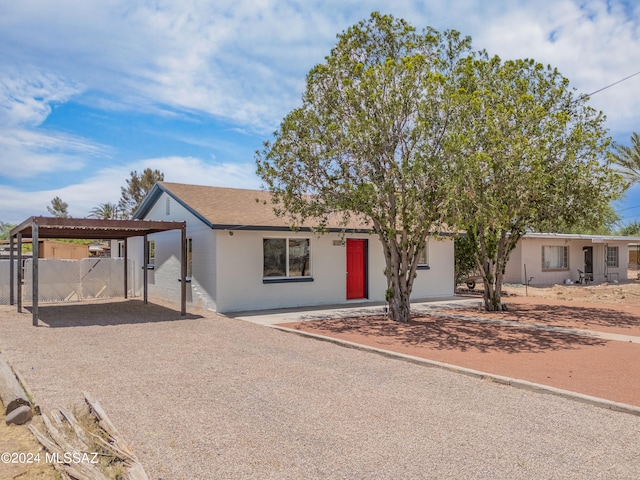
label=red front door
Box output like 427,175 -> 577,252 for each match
346,239 -> 366,299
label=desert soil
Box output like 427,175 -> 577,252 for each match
501,277 -> 640,305
0,401 -> 58,479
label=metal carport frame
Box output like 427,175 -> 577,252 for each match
9,216 -> 187,326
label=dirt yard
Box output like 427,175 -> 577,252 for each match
0,402 -> 58,479
501,278 -> 640,305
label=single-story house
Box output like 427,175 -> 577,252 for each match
119,182 -> 455,313
503,233 -> 640,286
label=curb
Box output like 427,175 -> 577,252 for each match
272,325 -> 640,417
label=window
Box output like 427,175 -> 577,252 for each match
147,240 -> 155,266
186,238 -> 193,277
542,246 -> 568,270
606,246 -> 619,268
417,242 -> 429,269
263,238 -> 311,281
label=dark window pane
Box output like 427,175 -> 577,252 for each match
289,239 -> 310,276
263,239 -> 286,277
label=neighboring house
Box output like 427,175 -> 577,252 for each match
503,233 -> 640,285
119,182 -> 455,313
0,239 -> 88,259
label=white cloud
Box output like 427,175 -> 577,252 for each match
0,67 -> 108,177
0,156 -> 262,223
0,127 -> 106,178
3,0 -> 640,136
475,0 -> 640,134
0,68 -> 82,126
2,0 -> 640,223
133,157 -> 260,187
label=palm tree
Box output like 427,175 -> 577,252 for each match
612,132 -> 640,185
89,202 -> 119,220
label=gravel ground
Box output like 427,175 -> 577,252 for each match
1,299 -> 640,479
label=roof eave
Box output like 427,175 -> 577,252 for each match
134,182 -> 215,229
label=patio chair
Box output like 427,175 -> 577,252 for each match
577,269 -> 590,285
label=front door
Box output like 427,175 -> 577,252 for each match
346,239 -> 367,299
584,246 -> 593,281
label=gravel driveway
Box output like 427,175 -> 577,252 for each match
1,299 -> 639,479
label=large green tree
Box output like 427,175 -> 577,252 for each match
0,222 -> 16,241
118,169 -> 164,219
611,132 -> 640,185
257,13 -> 471,322
47,196 -> 69,218
448,54 -> 625,311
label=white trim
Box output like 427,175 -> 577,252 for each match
525,233 -> 640,243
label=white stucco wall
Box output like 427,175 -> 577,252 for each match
411,237 -> 455,300
504,237 -> 630,285
215,231 -> 454,312
215,230 -> 380,312
136,192 -> 218,310
134,190 -> 454,312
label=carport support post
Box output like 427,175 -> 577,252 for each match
181,226 -> 186,315
9,235 -> 14,305
17,234 -> 22,313
32,222 -> 39,327
143,234 -> 148,305
123,238 -> 128,299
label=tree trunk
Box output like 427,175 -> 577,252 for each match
0,354 -> 33,424
387,279 -> 412,322
478,230 -> 516,312
483,279 -> 503,311
379,234 -> 418,323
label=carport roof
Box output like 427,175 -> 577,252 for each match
10,216 -> 186,240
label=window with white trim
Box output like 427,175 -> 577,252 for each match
542,245 -> 568,270
606,246 -> 619,268
263,238 -> 311,278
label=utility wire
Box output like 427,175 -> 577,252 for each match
618,204 -> 640,212
586,69 -> 640,97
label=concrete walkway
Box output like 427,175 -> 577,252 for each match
228,296 -> 478,325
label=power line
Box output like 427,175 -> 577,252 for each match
586,70 -> 640,97
618,203 -> 640,212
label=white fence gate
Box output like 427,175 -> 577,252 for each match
13,258 -> 135,303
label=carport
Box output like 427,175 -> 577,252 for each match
8,216 -> 187,326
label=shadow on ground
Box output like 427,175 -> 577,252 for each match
28,300 -> 203,328
285,315 -> 607,354
446,303 -> 640,331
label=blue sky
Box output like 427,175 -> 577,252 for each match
1,0 -> 640,225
